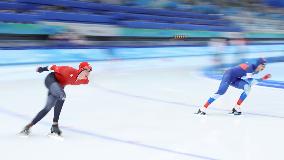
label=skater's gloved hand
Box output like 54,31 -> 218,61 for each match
262,74 -> 271,80
36,66 -> 49,73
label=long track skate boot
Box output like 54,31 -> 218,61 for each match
195,109 -> 206,115
230,108 -> 242,115
19,125 -> 31,137
50,124 -> 62,136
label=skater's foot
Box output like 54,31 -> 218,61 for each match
230,108 -> 242,115
51,124 -> 62,136
19,124 -> 32,136
195,109 -> 206,115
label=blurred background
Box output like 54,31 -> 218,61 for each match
0,0 -> 284,69
1,1 -> 284,160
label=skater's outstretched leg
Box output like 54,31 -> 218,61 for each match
34,82 -> 65,123
31,95 -> 57,125
20,95 -> 57,136
197,71 -> 231,114
21,80 -> 65,135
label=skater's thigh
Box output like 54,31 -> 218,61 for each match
230,79 -> 249,90
44,95 -> 58,111
216,72 -> 231,95
49,83 -> 66,100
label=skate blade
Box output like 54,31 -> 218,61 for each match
48,133 -> 64,141
194,112 -> 207,116
228,113 -> 243,116
17,133 -> 29,138
194,114 -> 207,116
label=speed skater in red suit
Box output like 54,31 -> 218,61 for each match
20,62 -> 92,136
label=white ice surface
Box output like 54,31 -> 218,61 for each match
0,57 -> 284,160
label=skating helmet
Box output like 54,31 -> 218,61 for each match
79,62 -> 92,72
256,58 -> 267,66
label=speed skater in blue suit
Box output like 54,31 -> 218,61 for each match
196,58 -> 271,115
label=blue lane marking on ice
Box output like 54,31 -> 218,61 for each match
0,107 -> 219,160
96,85 -> 284,119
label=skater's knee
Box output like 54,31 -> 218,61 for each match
49,83 -> 66,100
60,95 -> 66,101
216,90 -> 226,95
58,93 -> 66,101
216,83 -> 229,95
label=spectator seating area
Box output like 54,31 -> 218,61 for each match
222,7 -> 284,33
0,0 -> 241,32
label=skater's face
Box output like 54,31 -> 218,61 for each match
82,69 -> 91,77
77,68 -> 91,80
255,64 -> 266,72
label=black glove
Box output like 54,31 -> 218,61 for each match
36,66 -> 49,73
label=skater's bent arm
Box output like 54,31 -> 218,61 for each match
37,65 -> 58,73
73,79 -> 89,85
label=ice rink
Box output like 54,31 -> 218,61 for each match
0,57 -> 284,160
